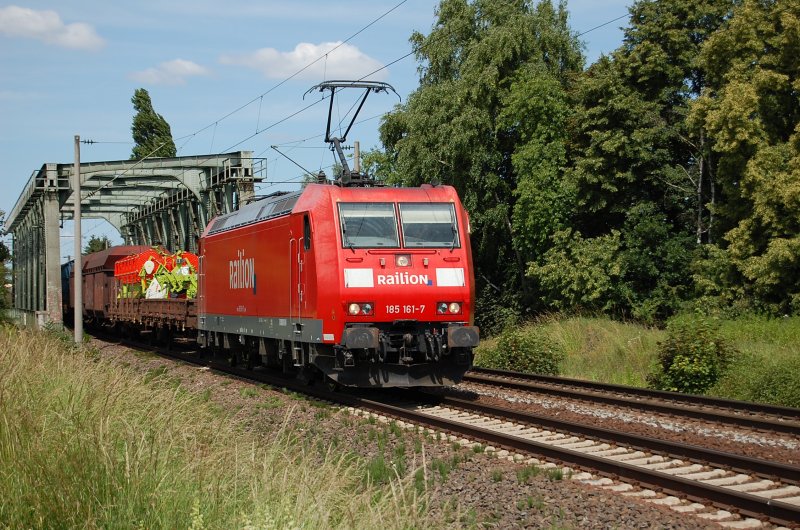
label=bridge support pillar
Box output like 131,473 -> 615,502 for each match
43,189 -> 63,327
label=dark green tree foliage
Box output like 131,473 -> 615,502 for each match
130,88 -> 177,160
0,210 -> 8,264
379,0 -> 583,333
83,235 -> 112,255
375,0 -> 800,324
690,0 -> 800,314
527,0 -> 732,322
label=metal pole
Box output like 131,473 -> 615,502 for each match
73,135 -> 82,344
354,141 -> 361,173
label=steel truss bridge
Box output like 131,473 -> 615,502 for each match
4,151 -> 259,328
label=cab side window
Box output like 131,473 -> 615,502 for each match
303,214 -> 311,251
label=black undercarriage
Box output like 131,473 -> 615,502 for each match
318,321 -> 478,387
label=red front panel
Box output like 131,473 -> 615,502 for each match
334,251 -> 473,326
309,184 -> 476,342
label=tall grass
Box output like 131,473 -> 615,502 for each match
717,316 -> 800,357
0,327 -> 437,529
476,316 -> 664,386
475,314 -> 800,407
711,316 -> 800,407
535,316 -> 664,386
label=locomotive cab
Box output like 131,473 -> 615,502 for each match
319,190 -> 479,386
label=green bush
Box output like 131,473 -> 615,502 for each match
712,352 -> 800,408
475,326 -> 564,375
648,317 -> 736,394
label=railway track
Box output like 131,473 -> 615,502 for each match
109,338 -> 800,527
393,395 -> 800,527
465,367 -> 800,435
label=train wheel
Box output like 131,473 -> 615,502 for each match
280,341 -> 293,374
241,350 -> 255,370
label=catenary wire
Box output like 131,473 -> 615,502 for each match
74,8 -> 632,244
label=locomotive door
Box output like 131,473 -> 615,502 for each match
289,214 -> 309,335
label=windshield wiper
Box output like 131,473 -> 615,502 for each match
449,224 -> 458,252
341,219 -> 356,253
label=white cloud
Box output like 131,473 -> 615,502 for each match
0,6 -> 104,51
129,59 -> 211,86
220,41 -> 387,81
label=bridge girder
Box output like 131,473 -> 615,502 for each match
5,151 -> 259,328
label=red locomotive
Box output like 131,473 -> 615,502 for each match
66,80 -> 479,387
197,182 -> 478,387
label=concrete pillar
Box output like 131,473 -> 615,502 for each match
43,190 -> 63,326
223,183 -> 234,213
33,212 -> 42,311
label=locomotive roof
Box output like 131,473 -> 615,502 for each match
206,190 -> 303,236
204,183 -> 461,237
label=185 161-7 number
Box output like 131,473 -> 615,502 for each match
386,304 -> 425,315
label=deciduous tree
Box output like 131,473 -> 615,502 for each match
690,0 -> 800,313
528,0 -> 732,321
379,0 -> 583,331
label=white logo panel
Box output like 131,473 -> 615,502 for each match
344,268 -> 374,288
436,268 -> 465,287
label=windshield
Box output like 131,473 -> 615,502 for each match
339,202 -> 399,248
399,203 -> 460,248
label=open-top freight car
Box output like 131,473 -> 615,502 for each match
66,245 -> 150,323
197,182 -> 479,387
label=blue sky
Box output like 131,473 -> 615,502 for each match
0,0 -> 631,258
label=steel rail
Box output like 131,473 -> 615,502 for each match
176,355 -> 800,525
469,367 -> 800,419
465,368 -> 800,435
433,395 -> 800,484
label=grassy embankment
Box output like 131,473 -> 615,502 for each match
475,315 -> 800,407
0,327 -> 438,529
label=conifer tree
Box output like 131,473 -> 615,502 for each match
130,88 -> 177,160
83,235 -> 112,255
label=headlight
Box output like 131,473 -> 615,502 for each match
348,302 -> 374,316
395,254 -> 411,267
437,301 -> 462,314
